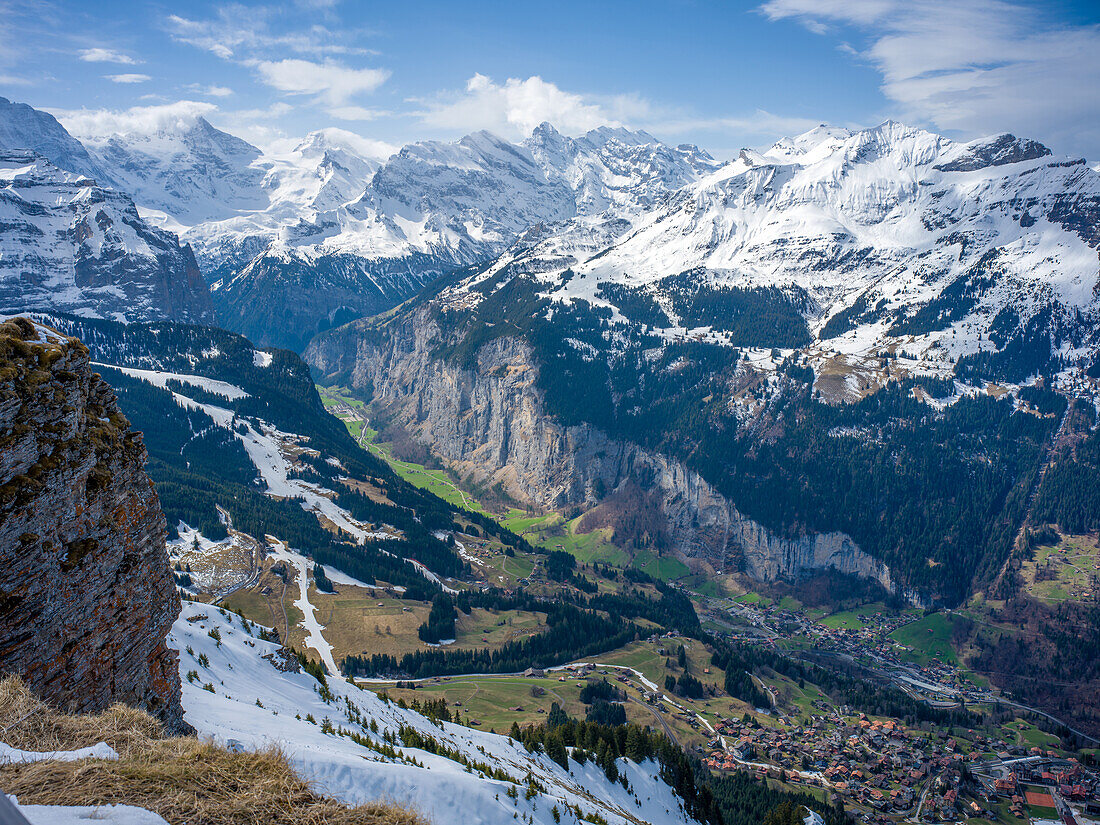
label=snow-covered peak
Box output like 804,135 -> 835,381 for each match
766,124 -> 853,164
0,96 -> 108,183
524,121 -> 720,216
66,115 -> 266,227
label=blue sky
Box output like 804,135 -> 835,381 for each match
2,0 -> 1098,159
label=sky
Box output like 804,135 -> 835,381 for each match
1,0 -> 1098,160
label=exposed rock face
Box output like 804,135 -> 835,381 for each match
307,309 -> 921,603
0,150 -> 214,325
0,318 -> 186,730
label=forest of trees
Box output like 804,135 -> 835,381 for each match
417,594 -> 457,644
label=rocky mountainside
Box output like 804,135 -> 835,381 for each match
306,122 -> 1100,605
0,150 -> 214,323
0,317 -> 186,730
306,304 -> 909,600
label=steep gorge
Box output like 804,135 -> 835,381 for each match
0,317 -> 186,731
306,307 -> 913,601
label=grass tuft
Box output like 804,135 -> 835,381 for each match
0,677 -> 426,825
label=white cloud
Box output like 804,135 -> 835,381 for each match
57,100 -> 219,138
254,58 -> 389,105
79,47 -> 140,65
308,127 -> 397,161
166,6 -> 375,60
327,105 -> 388,121
106,73 -> 151,84
186,84 -> 235,97
759,0 -> 1100,158
417,74 -> 640,139
654,110 -> 829,140
413,73 -> 823,153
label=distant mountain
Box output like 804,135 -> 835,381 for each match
199,123 -> 719,349
0,150 -> 213,323
0,98 -> 721,349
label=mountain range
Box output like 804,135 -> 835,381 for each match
3,93 -> 1100,602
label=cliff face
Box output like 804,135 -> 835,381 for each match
0,318 -> 186,730
307,308 -> 920,603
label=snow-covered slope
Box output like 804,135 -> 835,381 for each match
0,150 -> 213,323
171,601 -> 699,825
524,123 -> 719,216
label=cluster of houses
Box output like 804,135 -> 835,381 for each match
988,758 -> 1099,820
699,710 -> 1100,823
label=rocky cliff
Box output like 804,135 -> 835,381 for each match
0,317 -> 186,730
307,308 -> 920,603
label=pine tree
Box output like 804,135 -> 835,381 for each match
546,731 -> 569,769
625,726 -> 645,762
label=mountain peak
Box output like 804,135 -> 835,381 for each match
766,124 -> 853,163
0,95 -> 106,182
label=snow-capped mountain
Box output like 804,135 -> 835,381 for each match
524,122 -> 720,216
67,115 -> 268,228
0,97 -> 721,348
0,150 -> 213,323
0,96 -> 109,183
204,123 -> 715,349
446,121 -> 1100,388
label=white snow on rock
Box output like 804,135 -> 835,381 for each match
253,350 -> 273,368
0,741 -> 118,764
170,602 -> 699,825
268,539 -> 340,676
11,802 -> 169,825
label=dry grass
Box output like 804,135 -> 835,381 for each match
0,677 -> 427,825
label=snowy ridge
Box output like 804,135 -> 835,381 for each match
438,121 -> 1100,392
97,364 -> 250,400
171,601 -> 699,825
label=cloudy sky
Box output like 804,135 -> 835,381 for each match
2,0 -> 1098,159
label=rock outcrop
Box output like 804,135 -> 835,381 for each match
307,308 -> 921,603
0,318 -> 187,730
